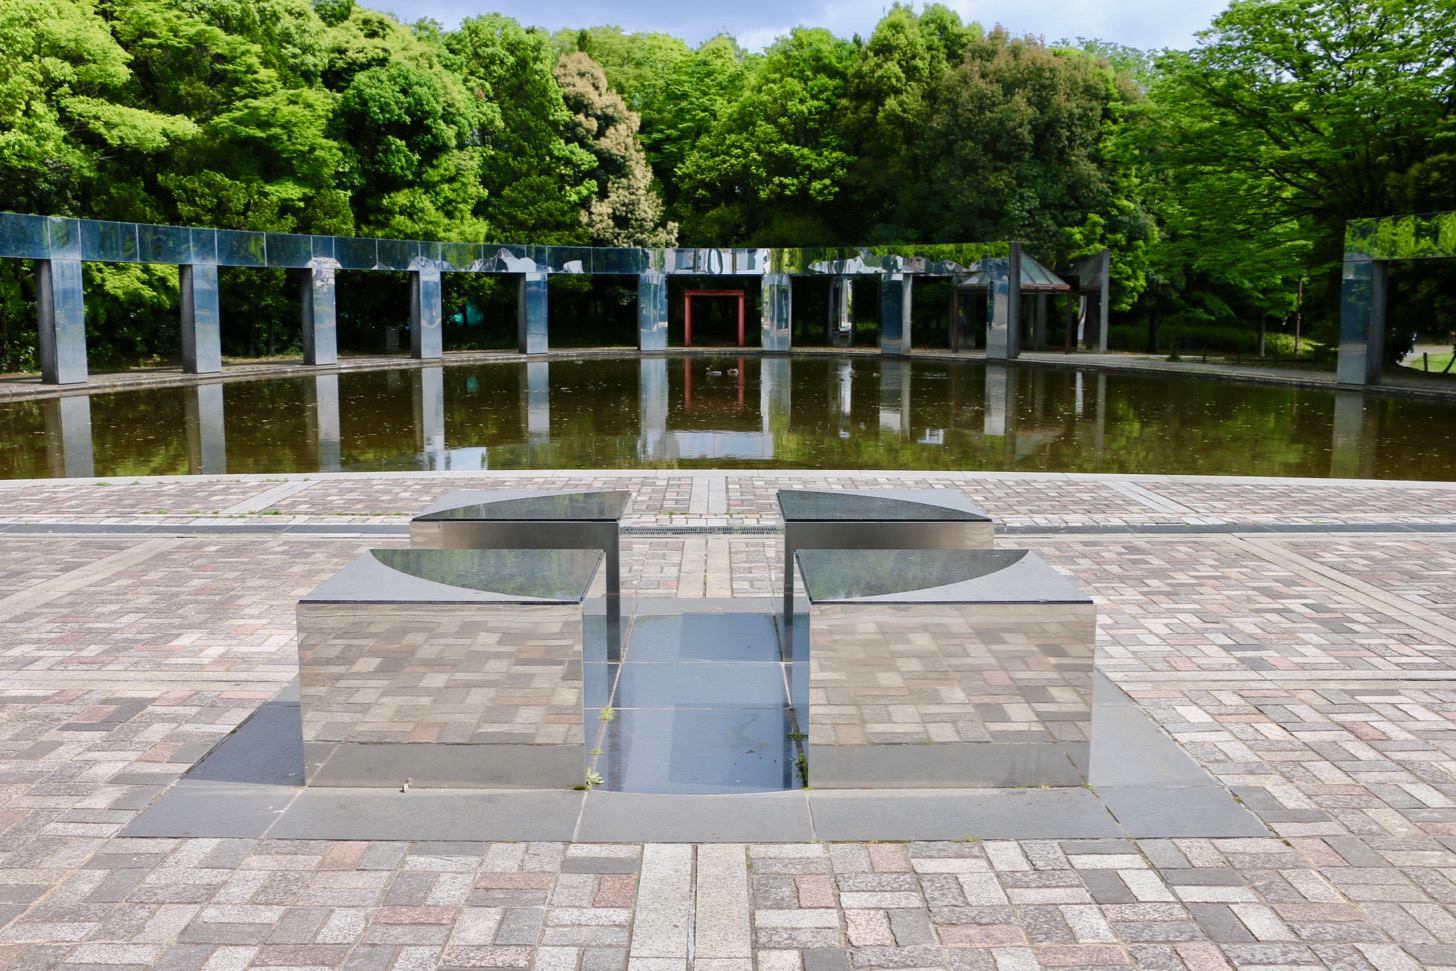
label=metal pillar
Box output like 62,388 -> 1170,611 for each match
301,258 -> 339,366
518,272 -> 549,354
179,264 -> 222,375
36,259 -> 87,385
637,270 -> 667,351
1336,259 -> 1387,386
410,263 -> 443,360
985,244 -> 1022,360
829,275 -> 854,347
1097,248 -> 1110,353
879,273 -> 912,355
761,273 -> 792,351
183,384 -> 227,475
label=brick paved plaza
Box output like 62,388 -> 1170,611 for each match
2,468 -> 1456,970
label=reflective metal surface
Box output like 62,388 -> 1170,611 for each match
36,259 -> 87,385
796,548 -> 1094,788
518,272 -> 550,354
179,264 -> 222,375
297,547 -> 605,788
779,488 -> 995,623
410,489 -> 630,656
301,260 -> 339,367
410,264 -> 443,360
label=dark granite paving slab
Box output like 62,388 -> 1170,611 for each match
808,789 -> 1124,840
268,789 -> 585,841
577,791 -> 813,842
1098,786 -> 1268,837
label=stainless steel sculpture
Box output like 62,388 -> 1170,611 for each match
794,547 -> 1095,788
297,547 -> 606,788
410,490 -> 630,656
778,488 -> 995,623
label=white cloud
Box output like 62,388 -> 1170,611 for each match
359,0 -> 1228,51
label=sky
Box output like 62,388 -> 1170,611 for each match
358,0 -> 1231,53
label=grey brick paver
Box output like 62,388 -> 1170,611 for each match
3,473 -> 1456,968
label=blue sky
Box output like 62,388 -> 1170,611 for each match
359,0 -> 1231,52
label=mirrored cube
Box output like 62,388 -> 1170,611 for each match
410,490 -> 630,656
796,548 -> 1093,788
297,548 -> 605,788
779,489 -> 994,622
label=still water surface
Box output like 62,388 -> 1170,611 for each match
4,355 -> 1455,480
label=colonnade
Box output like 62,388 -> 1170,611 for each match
5,213 -> 1080,387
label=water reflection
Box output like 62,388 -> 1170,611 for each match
5,355 -> 1456,480
47,395 -> 94,478
184,384 -> 226,475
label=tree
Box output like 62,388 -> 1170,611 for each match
554,52 -> 675,247
878,28 -> 1153,308
1142,0 -> 1456,346
0,0 -> 196,216
676,28 -> 854,244
446,14 -> 594,243
842,5 -> 978,241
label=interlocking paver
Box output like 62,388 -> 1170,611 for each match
3,472 -> 1456,968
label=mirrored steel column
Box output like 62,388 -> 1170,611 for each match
637,268 -> 668,351
829,275 -> 854,347
761,272 -> 792,351
879,273 -> 912,355
985,244 -> 1022,360
1096,247 -> 1110,353
179,264 -> 222,375
184,384 -> 227,474
37,259 -> 87,385
45,395 -> 94,478
410,261 -> 443,360
1337,258 -> 1386,386
518,272 -> 549,354
301,257 -> 339,366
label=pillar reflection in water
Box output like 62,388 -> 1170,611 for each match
761,356 -> 791,433
984,364 -> 1010,438
835,359 -> 853,438
1094,372 -> 1107,459
1331,391 -> 1377,479
879,359 -> 910,438
525,361 -> 550,446
184,384 -> 227,475
639,357 -> 668,461
307,374 -> 341,472
45,394 -> 94,478
414,366 -> 446,468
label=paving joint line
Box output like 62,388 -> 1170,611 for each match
217,477 -> 319,514
1235,533 -> 1456,643
0,537 -> 183,623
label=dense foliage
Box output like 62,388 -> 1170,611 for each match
0,0 -> 1451,370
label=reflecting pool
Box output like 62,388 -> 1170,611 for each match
4,355 -> 1456,480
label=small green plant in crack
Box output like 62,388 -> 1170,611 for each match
787,731 -> 807,742
583,772 -> 604,789
589,748 -> 603,756
598,706 -> 614,722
